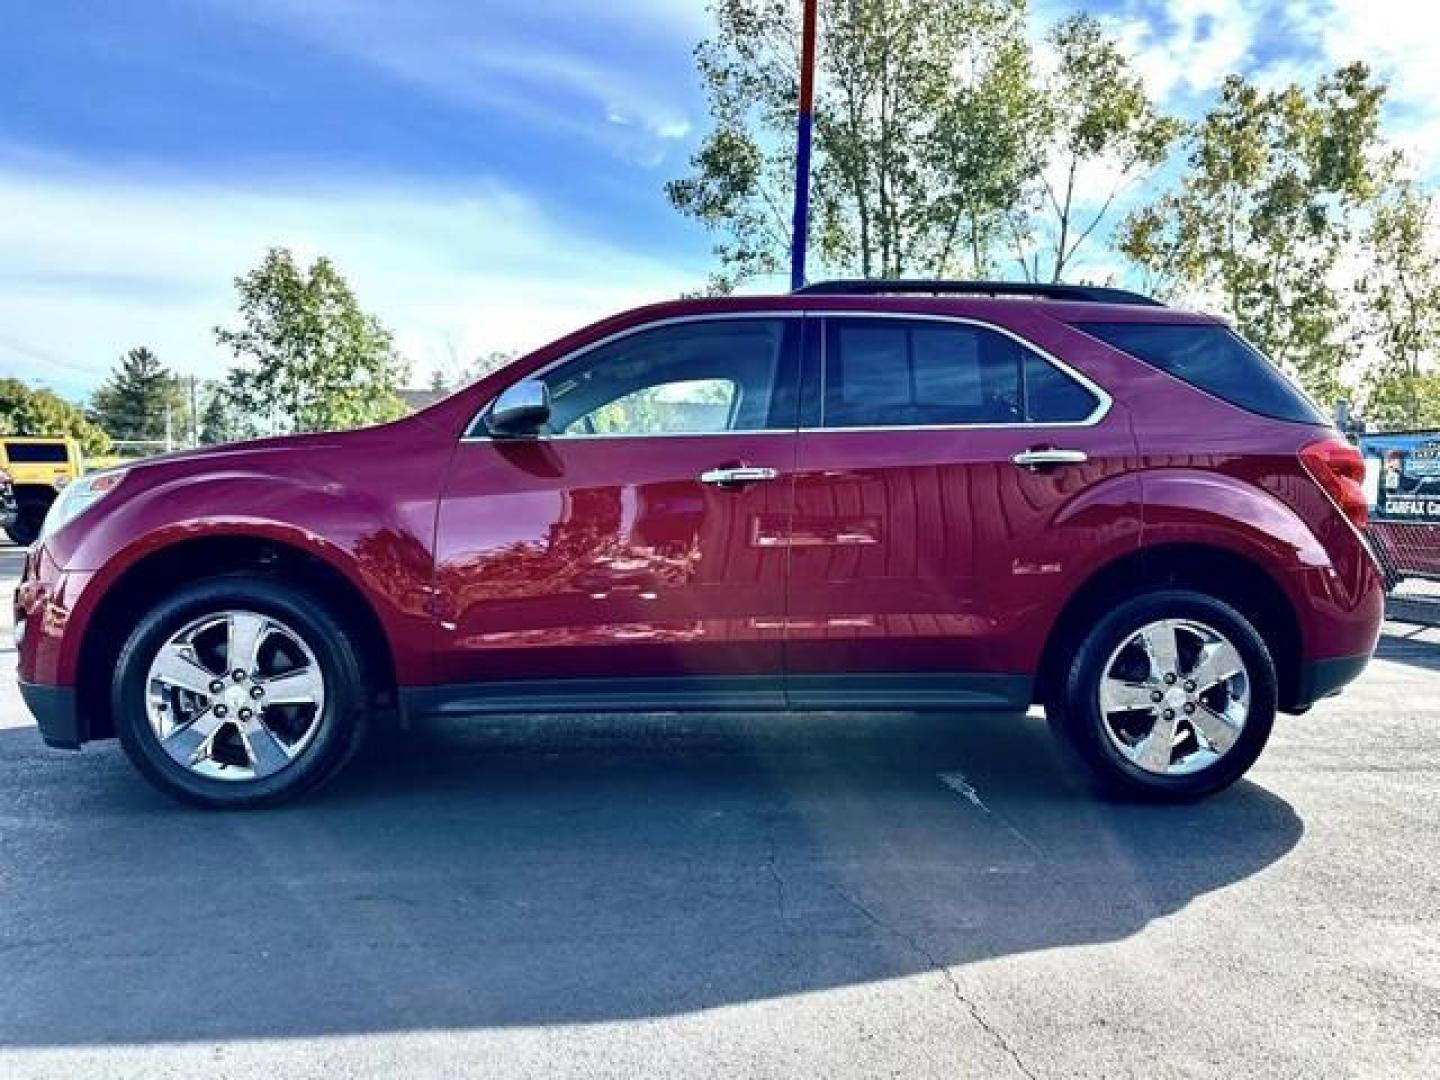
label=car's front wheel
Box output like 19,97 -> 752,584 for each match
1050,589 -> 1277,800
114,576 -> 369,808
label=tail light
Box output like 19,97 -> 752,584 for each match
1300,436 -> 1368,530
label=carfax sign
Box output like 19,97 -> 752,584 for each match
1360,432 -> 1440,523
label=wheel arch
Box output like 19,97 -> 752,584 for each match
12,482 -> 58,504
1035,543 -> 1305,714
74,533 -> 399,742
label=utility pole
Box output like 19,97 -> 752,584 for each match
789,0 -> 819,292
189,375 -> 199,446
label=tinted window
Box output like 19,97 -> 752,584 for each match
821,319 -> 1097,428
1025,352 -> 1100,423
540,318 -> 795,436
1075,322 -> 1326,425
565,378 -> 737,436
3,442 -> 67,463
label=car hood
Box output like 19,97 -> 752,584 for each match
121,407 -> 458,476
126,430 -> 352,472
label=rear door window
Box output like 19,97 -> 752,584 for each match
1024,351 -> 1102,423
1074,322 -> 1326,425
818,318 -> 1100,428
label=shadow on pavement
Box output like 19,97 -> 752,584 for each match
0,709 -> 1302,1046
1374,627 -> 1440,674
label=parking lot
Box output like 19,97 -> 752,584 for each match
0,541 -> 1437,1079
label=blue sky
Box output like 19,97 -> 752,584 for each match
2,0 -> 1437,399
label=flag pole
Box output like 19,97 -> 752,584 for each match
789,0 -> 819,291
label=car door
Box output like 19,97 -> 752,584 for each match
430,314 -> 802,712
784,312 -> 1139,709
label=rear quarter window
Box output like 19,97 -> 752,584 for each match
1073,322 -> 1327,425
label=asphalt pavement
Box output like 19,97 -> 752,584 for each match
0,540 -> 1436,1079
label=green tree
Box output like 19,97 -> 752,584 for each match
90,346 -> 190,444
196,378 -> 259,446
0,379 -> 110,456
1354,167 -> 1440,429
1012,14 -> 1179,282
215,248 -> 410,434
428,348 -> 517,395
1119,64 -> 1390,408
668,0 -> 1046,287
466,350 -> 518,382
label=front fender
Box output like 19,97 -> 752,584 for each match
44,464 -> 438,687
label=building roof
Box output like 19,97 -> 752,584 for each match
397,388 -> 448,412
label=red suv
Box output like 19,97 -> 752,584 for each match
15,282 -> 1383,807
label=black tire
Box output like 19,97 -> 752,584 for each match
114,575 -> 370,809
5,494 -> 49,546
1049,589 -> 1277,801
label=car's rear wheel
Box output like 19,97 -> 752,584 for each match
114,576 -> 369,808
1050,589 -> 1277,800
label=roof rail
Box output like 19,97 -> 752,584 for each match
793,279 -> 1164,307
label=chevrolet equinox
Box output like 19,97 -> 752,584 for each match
15,281 -> 1384,807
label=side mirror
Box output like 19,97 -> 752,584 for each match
487,379 -> 551,437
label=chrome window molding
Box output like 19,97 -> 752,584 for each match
472,428 -> 796,441
462,309 -> 1113,442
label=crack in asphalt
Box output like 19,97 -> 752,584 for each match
826,882 -> 1039,1080
936,771 -> 1046,861
763,815 -> 788,921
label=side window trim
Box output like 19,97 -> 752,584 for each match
464,313 -> 806,440
797,313 -> 824,430
463,310 -> 1110,439
807,313 -> 1110,431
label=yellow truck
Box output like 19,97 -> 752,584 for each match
0,436 -> 84,545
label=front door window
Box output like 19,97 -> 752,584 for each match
542,318 -> 794,436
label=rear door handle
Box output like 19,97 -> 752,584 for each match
700,466 -> 780,487
1011,448 -> 1088,469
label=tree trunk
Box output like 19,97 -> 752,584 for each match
1052,159 -> 1077,282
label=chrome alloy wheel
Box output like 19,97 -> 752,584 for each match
1097,618 -> 1251,777
144,610 -> 326,782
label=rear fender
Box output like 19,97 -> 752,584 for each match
1139,468 -> 1383,665
1140,469 -> 1331,570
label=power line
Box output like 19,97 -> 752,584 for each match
0,333 -> 105,381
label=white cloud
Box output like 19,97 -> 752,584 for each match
518,0 -> 712,39
1080,1 -> 1440,178
209,0 -> 704,166
0,166 -> 707,399
1100,0 -> 1262,103
1287,0 -> 1440,175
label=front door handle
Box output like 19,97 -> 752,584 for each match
1011,448 -> 1089,470
700,466 -> 780,487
